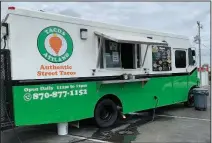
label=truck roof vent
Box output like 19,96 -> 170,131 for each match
8,6 -> 15,10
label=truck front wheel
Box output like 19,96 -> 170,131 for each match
184,89 -> 194,107
94,99 -> 118,128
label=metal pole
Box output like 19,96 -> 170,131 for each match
57,122 -> 68,135
197,21 -> 202,86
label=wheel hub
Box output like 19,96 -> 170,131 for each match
100,106 -> 113,121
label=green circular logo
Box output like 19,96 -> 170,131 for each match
37,26 -> 73,63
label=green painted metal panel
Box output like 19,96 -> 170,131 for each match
188,70 -> 198,89
172,76 -> 188,103
13,82 -> 98,126
13,70 -> 198,126
97,77 -> 173,114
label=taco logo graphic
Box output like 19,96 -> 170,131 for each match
37,26 -> 73,63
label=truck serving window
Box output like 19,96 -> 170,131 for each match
137,44 -> 141,68
120,43 -> 136,69
95,31 -> 167,70
98,37 -> 104,69
175,50 -> 186,68
104,40 -> 121,68
99,39 -> 137,69
152,46 -> 172,71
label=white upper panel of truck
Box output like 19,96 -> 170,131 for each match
3,7 -> 190,40
1,7 -> 195,81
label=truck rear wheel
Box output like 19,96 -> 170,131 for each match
94,99 -> 118,128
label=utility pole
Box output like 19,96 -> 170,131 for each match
197,21 -> 203,86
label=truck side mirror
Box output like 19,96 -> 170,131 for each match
1,23 -> 9,39
193,60 -> 196,64
192,50 -> 196,56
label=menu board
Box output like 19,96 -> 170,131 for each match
152,46 -> 172,71
112,52 -> 119,62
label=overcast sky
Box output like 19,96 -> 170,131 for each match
1,2 -> 210,65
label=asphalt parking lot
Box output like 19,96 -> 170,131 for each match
1,86 -> 211,143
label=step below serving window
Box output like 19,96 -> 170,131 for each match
152,46 -> 172,71
98,38 -> 141,69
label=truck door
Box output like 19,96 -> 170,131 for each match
187,48 -> 198,88
172,49 -> 188,103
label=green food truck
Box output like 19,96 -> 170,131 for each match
1,7 -> 198,131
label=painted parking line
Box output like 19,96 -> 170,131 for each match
67,134 -> 113,143
157,114 -> 210,122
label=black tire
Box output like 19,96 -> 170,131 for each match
94,99 -> 118,128
184,89 -> 194,107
